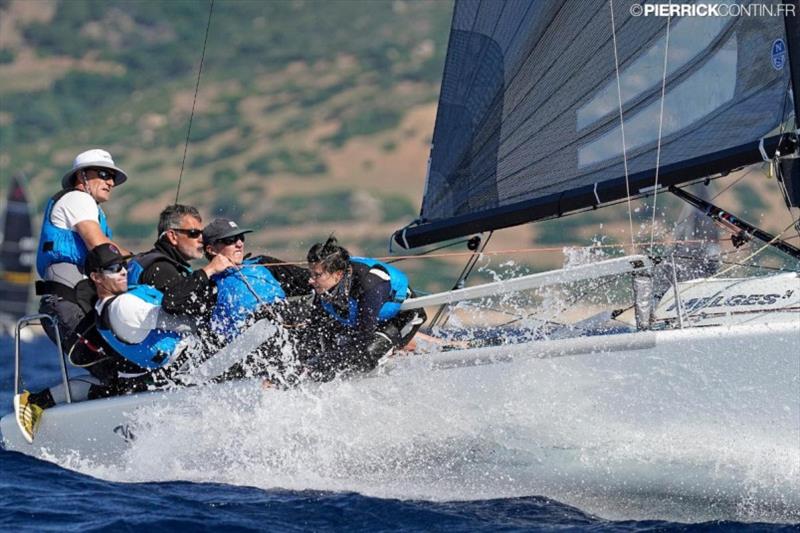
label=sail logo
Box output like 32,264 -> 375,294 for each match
665,292 -> 790,312
772,39 -> 787,70
113,423 -> 136,443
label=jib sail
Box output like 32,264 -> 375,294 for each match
394,0 -> 797,248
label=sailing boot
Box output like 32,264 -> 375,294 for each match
13,391 -> 47,444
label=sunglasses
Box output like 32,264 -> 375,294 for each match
101,262 -> 127,275
87,168 -> 117,181
215,234 -> 245,246
171,228 -> 203,239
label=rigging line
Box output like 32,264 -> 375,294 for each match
609,0 -> 635,253
175,0 -> 215,205
497,274 -> 622,330
717,260 -> 787,272
235,239 -> 711,267
649,4 -> 672,250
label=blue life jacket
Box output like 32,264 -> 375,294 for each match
127,250 -> 191,286
321,257 -> 409,327
97,284 -> 181,370
36,190 -> 112,278
211,258 -> 286,338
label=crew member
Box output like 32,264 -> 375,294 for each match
35,149 -> 130,357
127,204 -> 232,322
15,243 -> 195,443
201,218 -> 286,339
202,218 -> 312,382
304,236 -> 426,379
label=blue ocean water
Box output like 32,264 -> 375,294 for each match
0,335 -> 796,532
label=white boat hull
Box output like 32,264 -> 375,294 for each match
2,315 -> 798,522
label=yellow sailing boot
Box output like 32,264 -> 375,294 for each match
13,391 -> 43,444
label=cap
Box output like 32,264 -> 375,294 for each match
202,218 -> 253,244
62,149 -> 128,189
85,243 -> 133,273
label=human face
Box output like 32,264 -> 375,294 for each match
79,168 -> 117,203
208,233 -> 246,265
308,262 -> 344,294
90,263 -> 128,297
166,215 -> 204,260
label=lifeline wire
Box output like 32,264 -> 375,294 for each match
609,0 -> 636,252
176,0 -> 215,204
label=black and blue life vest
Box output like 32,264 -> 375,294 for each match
320,257 -> 409,327
97,285 -> 182,370
36,190 -> 112,278
127,250 -> 191,286
211,258 -> 286,338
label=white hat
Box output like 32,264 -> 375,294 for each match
61,149 -> 128,189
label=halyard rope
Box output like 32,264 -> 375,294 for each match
176,0 -> 215,204
649,5 -> 672,249
609,0 -> 636,252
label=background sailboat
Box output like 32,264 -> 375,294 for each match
0,175 -> 35,335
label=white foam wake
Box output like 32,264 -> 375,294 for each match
58,331 -> 800,524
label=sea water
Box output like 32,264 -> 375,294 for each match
1,335 -> 797,532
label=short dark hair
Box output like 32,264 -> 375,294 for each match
157,204 -> 201,235
307,235 -> 350,273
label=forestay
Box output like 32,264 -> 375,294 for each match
394,0 -> 797,248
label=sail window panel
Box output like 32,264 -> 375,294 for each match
577,7 -> 732,129
578,39 -> 738,168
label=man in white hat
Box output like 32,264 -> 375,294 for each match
35,148 -> 131,356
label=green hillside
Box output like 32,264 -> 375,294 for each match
0,0 -> 452,280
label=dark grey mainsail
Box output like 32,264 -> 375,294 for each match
394,0 -> 797,248
0,175 -> 35,321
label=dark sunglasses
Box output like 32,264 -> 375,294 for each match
215,234 -> 245,246
87,168 -> 117,181
101,262 -> 127,275
171,228 -> 203,239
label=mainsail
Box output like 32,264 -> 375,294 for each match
0,176 -> 35,321
394,0 -> 798,248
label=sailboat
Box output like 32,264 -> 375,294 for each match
1,0 -> 799,522
0,175 -> 35,336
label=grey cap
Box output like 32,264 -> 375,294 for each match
62,149 -> 128,189
202,218 -> 253,244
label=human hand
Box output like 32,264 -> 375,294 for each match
203,253 -> 235,276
